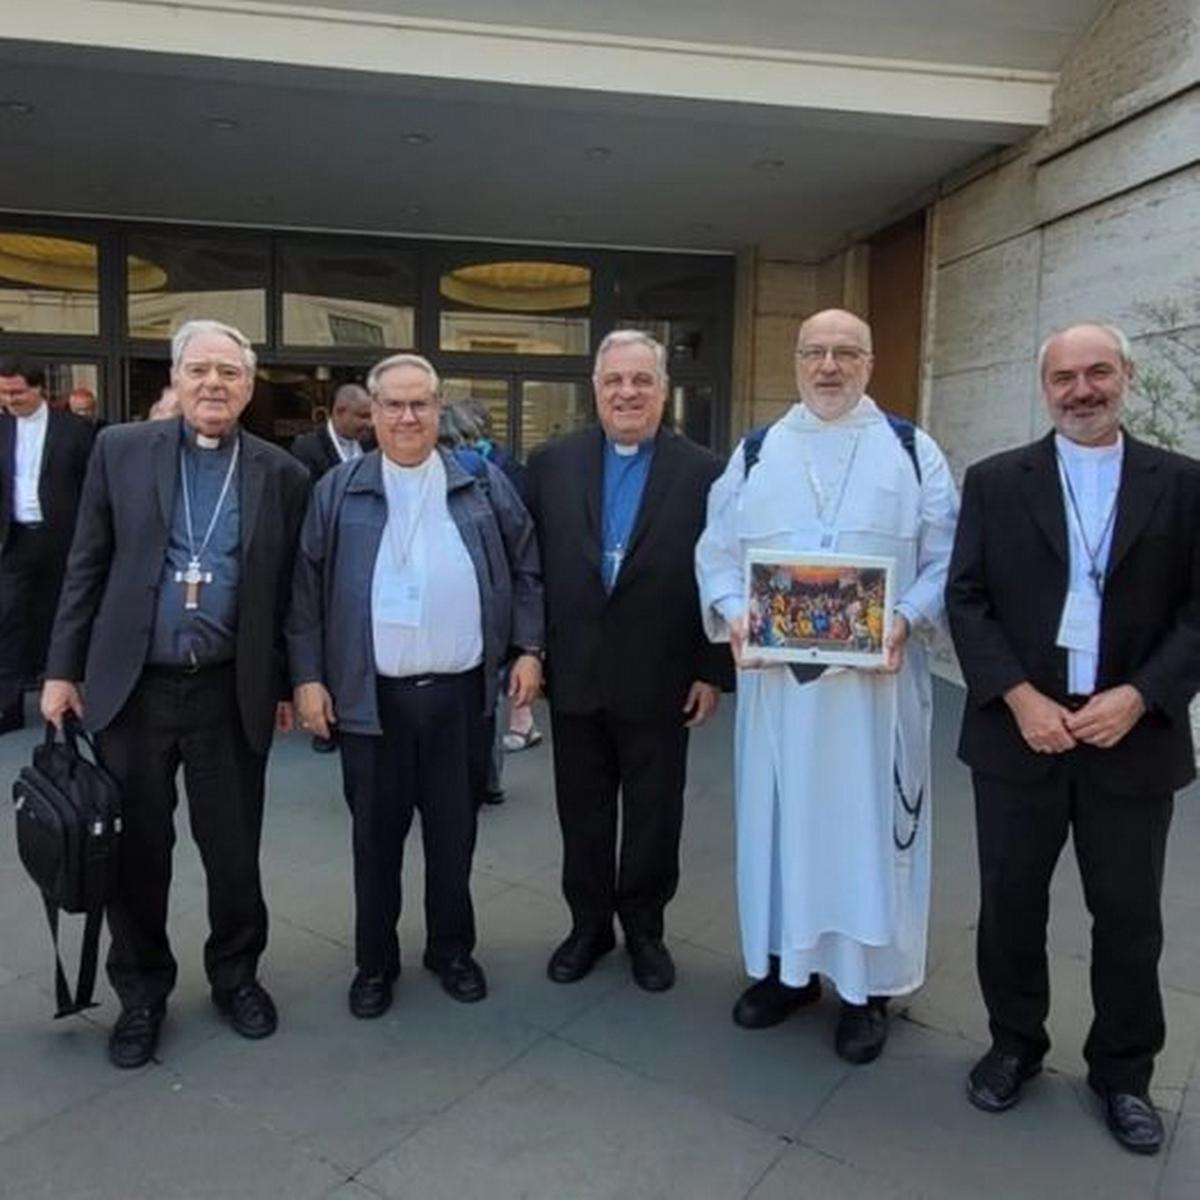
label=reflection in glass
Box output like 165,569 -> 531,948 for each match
281,242 -> 415,348
615,255 -> 731,368
519,379 -> 591,458
440,261 -> 589,356
670,381 -> 715,448
127,233 -> 267,341
0,232 -> 100,335
441,377 -> 510,449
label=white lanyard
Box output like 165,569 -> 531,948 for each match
386,459 -> 436,569
179,440 -> 240,568
800,430 -> 861,548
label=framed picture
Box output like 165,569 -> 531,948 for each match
743,550 -> 896,667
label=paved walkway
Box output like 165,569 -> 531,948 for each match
1,681 -> 1197,1199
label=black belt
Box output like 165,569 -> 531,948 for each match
143,659 -> 234,680
378,668 -> 479,690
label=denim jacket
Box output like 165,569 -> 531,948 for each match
287,447 -> 543,734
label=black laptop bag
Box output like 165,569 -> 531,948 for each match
12,719 -> 123,1016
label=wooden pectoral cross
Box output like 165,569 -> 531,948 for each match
175,558 -> 212,610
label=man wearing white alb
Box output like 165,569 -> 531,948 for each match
696,309 -> 958,1064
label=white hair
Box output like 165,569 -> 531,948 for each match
593,329 -> 668,383
1037,323 -> 1131,378
367,352 -> 440,397
171,319 -> 257,374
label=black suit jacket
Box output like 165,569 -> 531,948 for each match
946,430 -> 1200,795
524,425 -> 733,722
45,418 -> 310,755
0,407 -> 94,558
290,426 -> 375,481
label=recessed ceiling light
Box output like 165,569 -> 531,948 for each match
401,204 -> 424,217
206,116 -> 240,131
585,146 -> 612,160
547,214 -> 573,226
1,100 -> 34,115
401,132 -> 431,145
753,158 -> 785,171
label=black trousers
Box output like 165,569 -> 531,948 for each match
339,670 -> 483,977
550,709 -> 689,940
973,763 -> 1173,1094
97,663 -> 269,1008
0,524 -> 64,719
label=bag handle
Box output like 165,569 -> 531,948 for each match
43,715 -> 104,767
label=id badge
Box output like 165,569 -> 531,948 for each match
375,566 -> 423,627
1055,588 -> 1101,652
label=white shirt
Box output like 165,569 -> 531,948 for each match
13,400 -> 49,524
327,419 -> 362,464
371,451 -> 483,677
1055,432 -> 1123,695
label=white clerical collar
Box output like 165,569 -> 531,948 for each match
382,450 -> 436,478
1055,431 -> 1123,463
787,395 -> 874,428
16,400 -> 48,426
609,439 -> 642,457
183,423 -> 234,452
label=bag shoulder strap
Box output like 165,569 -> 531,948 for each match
741,413 -> 921,483
44,894 -> 102,1018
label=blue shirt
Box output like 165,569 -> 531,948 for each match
147,425 -> 241,667
600,439 -> 654,592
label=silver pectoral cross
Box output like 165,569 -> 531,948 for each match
174,557 -> 212,610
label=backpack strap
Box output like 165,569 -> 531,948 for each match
46,896 -> 102,1018
741,412 -> 921,483
453,446 -> 490,482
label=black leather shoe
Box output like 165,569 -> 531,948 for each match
967,1048 -> 1042,1112
627,936 -> 675,992
213,981 -> 278,1039
733,971 -> 820,1029
483,788 -> 506,806
311,733 -> 337,754
108,1003 -> 165,1069
423,951 -> 487,1003
0,705 -> 24,735
348,971 -> 395,1019
835,997 -> 889,1065
1092,1085 -> 1163,1155
546,927 -> 617,983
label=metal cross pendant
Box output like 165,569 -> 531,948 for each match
174,558 -> 212,610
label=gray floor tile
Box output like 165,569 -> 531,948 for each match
748,1145 -> 920,1200
358,1036 -> 782,1200
1161,1115 -> 1200,1200
0,1068 -> 342,1199
799,1020 -> 1164,1200
560,937 -> 850,1138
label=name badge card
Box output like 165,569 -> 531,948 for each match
375,566 -> 423,627
1056,588 -> 1101,653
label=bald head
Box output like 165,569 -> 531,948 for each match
794,309 -> 875,420
331,382 -> 372,442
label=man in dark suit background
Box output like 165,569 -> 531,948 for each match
946,322 -> 1200,1154
0,356 -> 93,732
524,330 -> 733,992
290,382 -> 373,481
41,319 -> 310,1069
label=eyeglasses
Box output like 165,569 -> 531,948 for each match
597,371 -> 660,391
373,397 -> 437,418
795,345 -> 870,365
179,361 -> 248,383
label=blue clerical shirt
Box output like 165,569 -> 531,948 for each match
600,438 -> 654,592
147,424 -> 241,667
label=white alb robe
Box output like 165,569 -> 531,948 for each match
695,398 -> 959,1002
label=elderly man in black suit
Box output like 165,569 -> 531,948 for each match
0,356 -> 94,733
946,322 -> 1200,1154
41,319 -> 310,1069
523,330 -> 733,992
290,383 -> 373,481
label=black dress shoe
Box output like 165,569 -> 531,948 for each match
213,981 -> 278,1039
348,971 -> 395,1019
0,706 -> 25,735
546,927 -> 617,984
482,788 -> 506,806
967,1048 -> 1042,1112
108,1003 -> 165,1069
423,951 -> 487,1003
1092,1085 -> 1163,1155
627,936 -> 675,992
835,997 -> 889,1065
733,971 -> 821,1029
311,733 -> 337,754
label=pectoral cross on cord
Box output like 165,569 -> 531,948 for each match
175,557 -> 213,610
